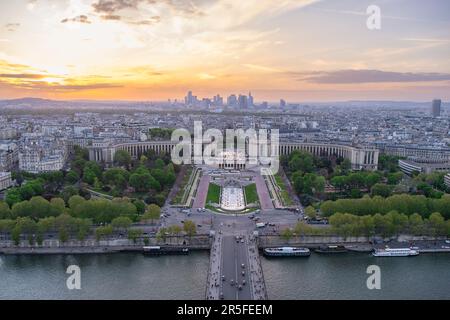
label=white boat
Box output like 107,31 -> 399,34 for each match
263,247 -> 310,257
372,247 -> 419,257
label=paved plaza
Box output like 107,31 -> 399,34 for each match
221,186 -> 245,211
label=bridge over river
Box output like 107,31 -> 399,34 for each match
206,233 -> 267,300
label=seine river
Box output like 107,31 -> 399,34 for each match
0,252 -> 449,300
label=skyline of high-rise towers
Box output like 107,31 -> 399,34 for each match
183,91 -> 276,109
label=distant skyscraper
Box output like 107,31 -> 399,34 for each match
227,94 -> 237,107
201,98 -> 211,108
431,99 -> 441,117
184,91 -> 198,106
213,94 -> 223,106
185,91 -> 193,105
238,94 -> 248,109
248,92 -> 254,107
280,99 -> 286,108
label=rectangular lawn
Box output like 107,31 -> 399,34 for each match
206,183 -> 221,204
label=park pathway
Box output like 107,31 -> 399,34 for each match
192,175 -> 210,209
254,175 -> 274,210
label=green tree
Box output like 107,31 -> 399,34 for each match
365,172 -> 382,188
294,222 -> 315,236
304,206 -> 317,220
15,217 -> 37,245
72,158 -> 87,176
148,203 -> 161,215
128,228 -> 143,243
168,225 -> 183,236
293,173 -> 324,195
29,196 -> 51,219
289,151 -> 314,173
37,217 -> 56,234
129,171 -> 155,192
387,172 -> 403,185
61,186 -> 79,203
50,198 -> 66,216
5,188 -> 22,207
111,216 -> 133,231
11,200 -> 32,219
58,227 -> 69,243
68,195 -> 86,210
103,168 -> 129,190
0,201 -> 12,219
11,225 -> 21,246
27,180 -> 44,196
156,227 -> 168,242
165,163 -> 177,186
427,212 -> 446,236
133,200 -> 146,215
75,218 -> 92,241
83,168 -> 97,185
151,168 -> 166,187
359,215 -> 375,237
183,220 -> 197,237
378,154 -> 401,172
371,184 -> 393,198
141,204 -> 161,224
114,150 -> 132,168
330,176 -> 347,192
0,219 -> 15,234
95,225 -> 113,241
155,158 -> 165,169
408,213 -> 424,235
19,184 -> 36,200
65,170 -> 80,184
281,228 -> 293,241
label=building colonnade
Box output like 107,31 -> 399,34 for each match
88,141 -> 379,171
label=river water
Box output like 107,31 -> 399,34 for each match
0,252 -> 449,300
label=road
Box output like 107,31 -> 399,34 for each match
220,235 -> 252,300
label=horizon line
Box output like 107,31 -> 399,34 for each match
0,96 -> 445,105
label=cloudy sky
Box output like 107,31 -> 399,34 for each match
0,0 -> 449,101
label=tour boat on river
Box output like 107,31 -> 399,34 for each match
263,247 -> 311,257
372,247 -> 419,257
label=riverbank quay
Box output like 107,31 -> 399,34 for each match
1,233 -> 449,255
0,235 -> 211,255
257,234 -> 450,253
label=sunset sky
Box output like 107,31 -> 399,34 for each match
0,0 -> 449,102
